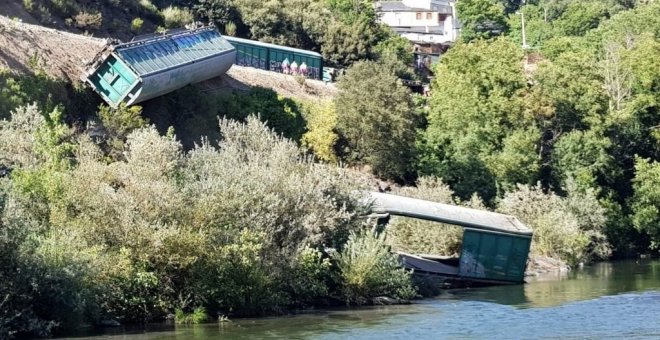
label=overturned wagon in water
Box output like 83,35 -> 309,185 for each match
83,27 -> 236,107
367,192 -> 533,287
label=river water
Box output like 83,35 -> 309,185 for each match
64,259 -> 660,339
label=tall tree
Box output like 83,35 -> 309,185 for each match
631,157 -> 660,250
456,0 -> 509,42
335,61 -> 418,181
419,39 -> 538,200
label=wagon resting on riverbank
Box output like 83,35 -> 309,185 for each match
366,192 -> 533,286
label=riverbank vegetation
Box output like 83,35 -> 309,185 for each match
0,105 -> 414,337
1,0 -> 659,338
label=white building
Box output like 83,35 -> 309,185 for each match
376,0 -> 459,45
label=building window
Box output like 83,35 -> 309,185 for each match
426,13 -> 432,20
416,12 -> 422,20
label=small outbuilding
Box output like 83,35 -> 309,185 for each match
83,26 -> 236,107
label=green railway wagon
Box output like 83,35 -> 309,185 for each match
224,36 -> 323,80
458,229 -> 531,283
83,27 -> 235,107
367,191 -> 533,286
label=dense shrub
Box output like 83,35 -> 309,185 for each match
131,17 -> 144,33
0,71 -> 70,118
2,106 -> 401,336
334,232 -> 416,305
0,179 -> 101,338
142,86 -> 306,149
175,307 -> 208,324
285,247 -> 332,307
498,182 -> 610,265
97,104 -> 147,157
217,88 -> 306,141
300,101 -> 338,163
73,11 -> 103,30
162,6 -> 194,28
98,104 -> 146,138
139,0 -> 158,14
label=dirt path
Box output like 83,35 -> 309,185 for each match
226,66 -> 337,101
199,65 -> 337,101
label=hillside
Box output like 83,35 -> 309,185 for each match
0,15 -> 106,81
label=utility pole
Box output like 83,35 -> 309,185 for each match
520,11 -> 527,49
517,1 -> 528,49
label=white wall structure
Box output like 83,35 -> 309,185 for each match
376,0 -> 459,44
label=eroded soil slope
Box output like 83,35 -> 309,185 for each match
0,15 -> 106,81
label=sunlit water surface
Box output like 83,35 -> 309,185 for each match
63,259 -> 660,339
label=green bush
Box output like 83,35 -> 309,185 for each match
73,11 -> 103,30
0,71 -> 71,119
301,101 -> 338,163
97,103 -> 147,157
0,182 -> 102,338
142,86 -> 306,149
225,21 -> 237,36
131,17 -> 144,34
631,157 -> 660,250
199,229 -> 285,316
98,104 -> 146,138
498,182 -> 610,265
175,307 -> 208,324
162,6 -> 194,28
334,232 -> 416,305
286,247 -> 332,306
0,109 -> 370,333
22,0 -> 35,12
139,0 -> 158,15
102,268 -> 165,323
217,88 -> 306,142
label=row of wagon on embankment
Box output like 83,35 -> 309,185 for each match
82,26 -> 339,108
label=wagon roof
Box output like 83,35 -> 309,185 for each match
223,36 -> 322,58
113,27 -> 234,76
367,191 -> 533,236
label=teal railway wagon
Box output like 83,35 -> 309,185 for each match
83,27 -> 236,107
367,191 -> 533,285
223,36 -> 324,80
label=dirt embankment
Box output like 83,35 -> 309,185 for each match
199,65 -> 337,101
0,15 -> 106,81
0,14 -> 336,101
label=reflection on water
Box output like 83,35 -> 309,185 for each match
449,259 -> 660,308
63,260 -> 660,340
